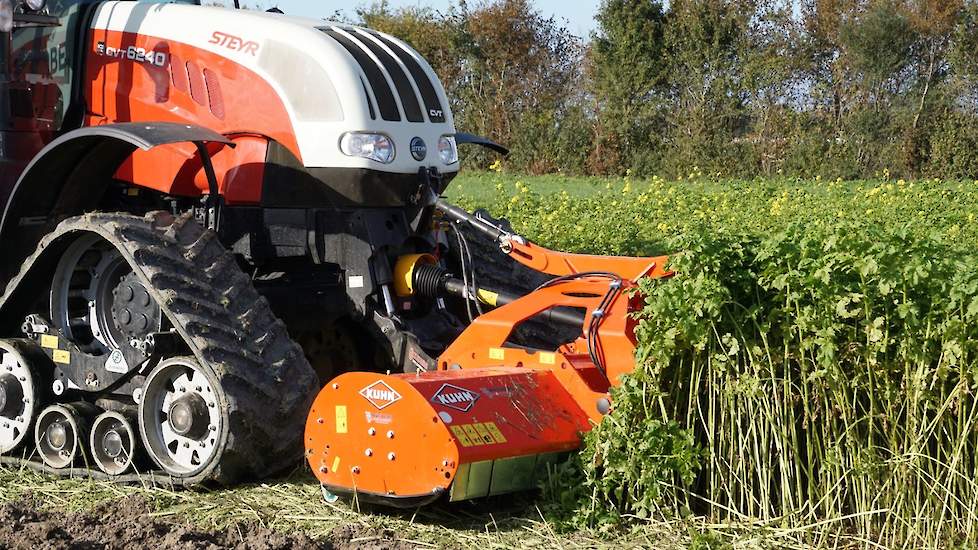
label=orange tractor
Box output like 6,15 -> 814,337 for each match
0,0 -> 668,505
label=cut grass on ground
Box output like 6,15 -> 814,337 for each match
0,466 -> 840,549
0,467 -> 691,549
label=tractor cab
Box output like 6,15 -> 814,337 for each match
0,0 -> 196,202
0,0 -> 81,203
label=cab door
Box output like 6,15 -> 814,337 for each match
0,5 -> 65,206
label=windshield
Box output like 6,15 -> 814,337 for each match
1,33 -> 8,129
6,1 -> 199,131
45,0 -> 200,18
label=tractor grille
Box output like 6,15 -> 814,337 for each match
365,30 -> 446,123
320,27 -> 446,124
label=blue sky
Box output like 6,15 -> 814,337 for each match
269,1 -> 601,37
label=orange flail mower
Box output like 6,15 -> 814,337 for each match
306,203 -> 671,506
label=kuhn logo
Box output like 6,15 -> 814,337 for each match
209,31 -> 260,56
431,383 -> 479,412
359,381 -> 402,410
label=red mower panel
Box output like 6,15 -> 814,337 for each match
306,368 -> 590,506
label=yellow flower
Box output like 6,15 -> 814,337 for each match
489,159 -> 502,172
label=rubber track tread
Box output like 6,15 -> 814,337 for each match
0,212 -> 319,485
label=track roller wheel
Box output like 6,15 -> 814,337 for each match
139,357 -> 227,477
35,402 -> 96,468
90,410 -> 139,475
0,340 -> 45,455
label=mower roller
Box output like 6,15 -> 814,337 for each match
0,0 -> 669,505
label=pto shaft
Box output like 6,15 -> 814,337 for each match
411,262 -> 587,327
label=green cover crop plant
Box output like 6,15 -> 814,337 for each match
453,174 -> 978,548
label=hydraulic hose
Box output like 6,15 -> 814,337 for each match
435,199 -> 507,241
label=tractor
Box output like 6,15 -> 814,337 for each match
0,0 -> 669,505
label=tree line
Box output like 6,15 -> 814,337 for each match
356,0 -> 978,179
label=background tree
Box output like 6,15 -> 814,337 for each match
589,0 -> 669,174
265,0 -> 978,179
660,0 -> 757,176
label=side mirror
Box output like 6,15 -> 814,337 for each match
454,133 -> 510,157
0,0 -> 13,33
1,0 -> 54,32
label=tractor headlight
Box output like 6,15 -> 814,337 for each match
339,132 -> 395,164
438,135 -> 458,165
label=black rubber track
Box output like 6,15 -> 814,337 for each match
0,212 -> 319,485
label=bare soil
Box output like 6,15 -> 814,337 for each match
0,496 -> 411,550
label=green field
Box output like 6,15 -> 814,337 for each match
4,173 -> 978,549
448,171 -> 978,255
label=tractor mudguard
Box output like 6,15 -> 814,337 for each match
0,122 -> 232,285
